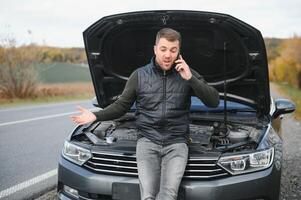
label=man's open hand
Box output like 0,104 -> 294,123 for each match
70,106 -> 96,125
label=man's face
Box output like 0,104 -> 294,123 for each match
154,38 -> 180,71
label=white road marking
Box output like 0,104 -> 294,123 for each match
0,169 -> 57,199
0,108 -> 98,127
0,111 -> 79,127
0,100 -> 91,113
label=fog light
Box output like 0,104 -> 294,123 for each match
63,185 -> 78,198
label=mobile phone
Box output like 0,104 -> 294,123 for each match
172,52 -> 181,69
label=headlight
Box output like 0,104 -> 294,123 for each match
62,141 -> 92,165
217,147 -> 274,175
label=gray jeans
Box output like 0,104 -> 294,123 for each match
136,137 -> 188,200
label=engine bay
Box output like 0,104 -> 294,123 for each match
72,113 -> 266,153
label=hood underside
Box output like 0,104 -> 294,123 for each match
83,10 -> 270,115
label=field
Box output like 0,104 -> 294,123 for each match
36,62 -> 92,83
0,62 -> 95,107
0,82 -> 95,107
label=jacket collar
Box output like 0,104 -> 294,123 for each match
151,56 -> 175,75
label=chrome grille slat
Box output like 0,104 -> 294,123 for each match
91,157 -> 136,163
87,161 -> 137,169
91,151 -> 136,158
185,169 -> 222,172
84,151 -> 230,179
85,164 -> 138,175
187,163 -> 216,166
189,158 -> 218,161
184,173 -> 229,178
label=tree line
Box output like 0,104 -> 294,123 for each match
0,45 -> 87,64
265,36 -> 301,89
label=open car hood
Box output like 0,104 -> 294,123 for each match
83,10 -> 270,116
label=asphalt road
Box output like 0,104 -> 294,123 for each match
0,100 -> 97,200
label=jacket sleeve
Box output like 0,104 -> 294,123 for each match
187,68 -> 220,108
93,70 -> 137,121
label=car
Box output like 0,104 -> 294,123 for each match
57,10 -> 295,200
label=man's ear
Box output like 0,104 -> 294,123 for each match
153,45 -> 157,56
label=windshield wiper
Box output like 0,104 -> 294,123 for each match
191,109 -> 256,113
225,109 -> 256,113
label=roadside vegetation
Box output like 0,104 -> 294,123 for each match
265,36 -> 301,120
275,82 -> 301,120
0,82 -> 94,107
266,36 -> 301,89
0,37 -> 93,107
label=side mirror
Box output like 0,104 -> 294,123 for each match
272,99 -> 296,119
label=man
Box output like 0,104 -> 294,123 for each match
71,28 -> 219,200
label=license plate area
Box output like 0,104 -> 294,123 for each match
112,182 -> 140,200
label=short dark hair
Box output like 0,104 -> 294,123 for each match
155,28 -> 181,46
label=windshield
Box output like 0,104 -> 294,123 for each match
190,97 -> 255,112
130,97 -> 255,113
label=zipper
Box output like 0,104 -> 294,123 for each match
161,70 -> 167,146
162,70 -> 166,121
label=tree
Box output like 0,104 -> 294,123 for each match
0,38 -> 40,98
269,35 -> 301,89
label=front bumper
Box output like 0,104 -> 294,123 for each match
57,156 -> 281,200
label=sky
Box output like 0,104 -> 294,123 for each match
1,0 -> 300,48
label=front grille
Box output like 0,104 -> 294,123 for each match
84,151 -> 230,179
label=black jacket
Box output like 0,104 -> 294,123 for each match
136,59 -> 192,145
94,58 -> 220,145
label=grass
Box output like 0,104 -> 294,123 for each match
0,82 -> 95,108
276,82 -> 301,120
36,62 -> 92,83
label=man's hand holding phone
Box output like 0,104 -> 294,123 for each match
174,55 -> 192,80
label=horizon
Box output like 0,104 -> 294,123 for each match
0,37 -> 292,49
